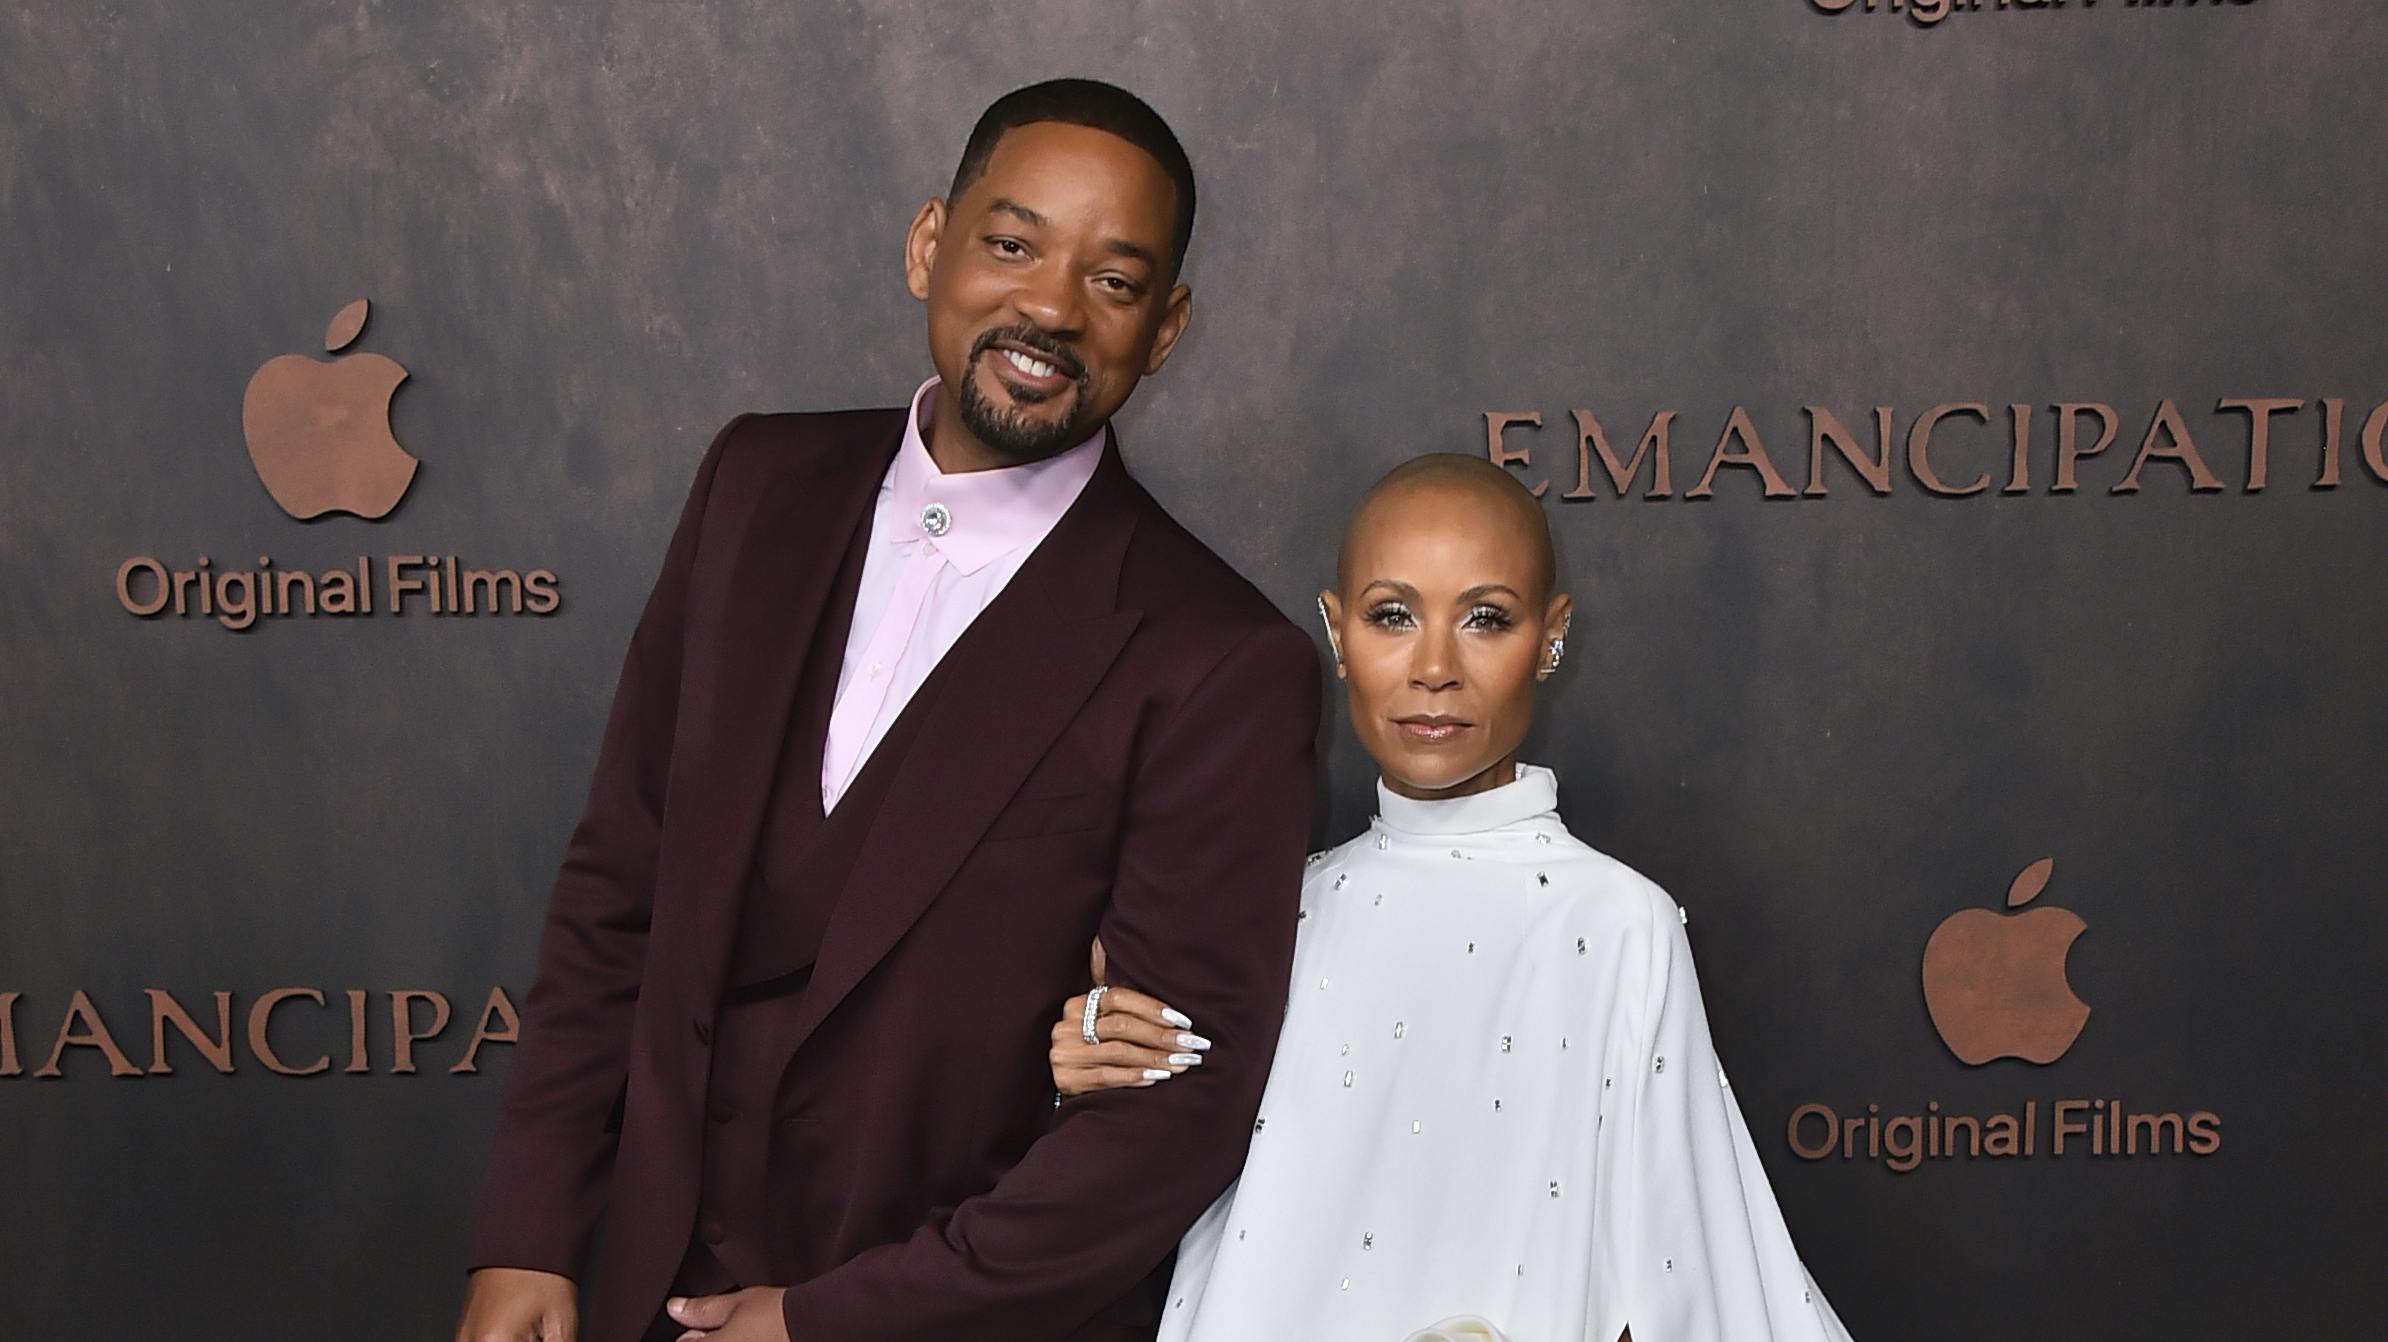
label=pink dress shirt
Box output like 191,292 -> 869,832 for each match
818,377 -> 1105,810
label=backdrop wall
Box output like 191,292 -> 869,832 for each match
4,2 -> 2381,1337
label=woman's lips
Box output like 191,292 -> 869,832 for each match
1394,717 -> 1472,744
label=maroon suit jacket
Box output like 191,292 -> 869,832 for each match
469,408 -> 1320,1341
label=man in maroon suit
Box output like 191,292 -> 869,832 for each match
454,80 -> 1318,1342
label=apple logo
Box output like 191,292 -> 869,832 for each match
241,298 -> 417,520
1920,857 -> 2091,1066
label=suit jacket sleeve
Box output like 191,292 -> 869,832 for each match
779,616 -> 1322,1340
464,415 -> 743,1276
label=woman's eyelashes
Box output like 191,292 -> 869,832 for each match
1359,599 -> 1516,632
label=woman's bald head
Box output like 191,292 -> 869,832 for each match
1321,453 -> 1571,803
1336,453 -> 1556,602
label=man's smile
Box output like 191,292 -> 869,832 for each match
976,334 -> 1083,403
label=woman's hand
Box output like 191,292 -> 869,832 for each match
1048,982 -> 1209,1097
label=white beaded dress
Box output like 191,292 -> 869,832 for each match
1156,765 -> 1853,1342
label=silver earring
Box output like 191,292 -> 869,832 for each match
1540,628 -> 1568,680
1316,596 -> 1345,670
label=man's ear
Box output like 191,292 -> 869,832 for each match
1142,283 -> 1194,377
904,198 -> 946,301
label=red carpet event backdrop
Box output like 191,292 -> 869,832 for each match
1,2 -> 2378,1338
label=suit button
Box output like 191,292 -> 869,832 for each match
692,1018 -> 712,1046
700,1217 -> 726,1245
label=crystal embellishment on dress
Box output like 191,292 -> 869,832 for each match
1375,833 -> 1389,850
1362,1232 -> 1374,1250
919,502 -> 951,536
1450,849 -> 1463,859
1340,1043 -> 1350,1055
1549,1180 -> 1561,1198
1373,892 -> 1383,906
1537,872 -> 1550,887
1411,1120 -> 1422,1134
1680,906 -> 1690,926
1342,1070 -> 1354,1087
1535,832 -> 1551,844
1493,1098 -> 1503,1111
1499,1035 -> 1512,1052
1253,1116 -> 1266,1133
1320,977 -> 1331,990
1340,1278 -> 1350,1291
1664,1258 -> 1675,1273
1333,873 -> 1348,890
1655,1055 -> 1666,1073
1576,937 -> 1587,954
1392,1021 -> 1405,1038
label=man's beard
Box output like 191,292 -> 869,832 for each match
957,324 -> 1098,462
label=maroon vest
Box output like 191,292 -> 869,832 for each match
677,504 -> 938,1292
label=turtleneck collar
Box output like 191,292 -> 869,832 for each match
1373,763 -> 1561,838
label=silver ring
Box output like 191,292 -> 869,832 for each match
1081,985 -> 1109,1045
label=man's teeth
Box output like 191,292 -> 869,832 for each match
1002,349 -> 1058,379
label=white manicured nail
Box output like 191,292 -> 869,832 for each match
1143,1068 -> 1174,1081
1177,1032 -> 1212,1051
1161,1008 -> 1194,1029
1168,1053 -> 1203,1067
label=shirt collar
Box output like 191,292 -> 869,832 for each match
1373,763 -> 1562,838
888,377 -> 1106,575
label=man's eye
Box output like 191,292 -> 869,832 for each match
990,237 -> 1026,256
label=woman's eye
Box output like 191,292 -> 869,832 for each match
1364,603 -> 1415,629
1463,604 -> 1514,630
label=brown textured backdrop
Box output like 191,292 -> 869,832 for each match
3,2 -> 2382,1337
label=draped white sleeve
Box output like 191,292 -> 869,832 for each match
1154,766 -> 1855,1342
1591,884 -> 1853,1341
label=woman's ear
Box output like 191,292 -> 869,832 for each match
1538,592 -> 1573,681
1317,589 -> 1347,679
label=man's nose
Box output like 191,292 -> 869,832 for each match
1009,263 -> 1086,337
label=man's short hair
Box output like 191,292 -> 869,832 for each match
949,78 -> 1197,277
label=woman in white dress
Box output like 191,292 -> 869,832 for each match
1046,454 -> 1855,1341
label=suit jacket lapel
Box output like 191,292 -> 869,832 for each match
781,446 -> 1144,1052
658,412 -> 899,991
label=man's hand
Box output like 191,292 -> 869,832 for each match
665,1287 -> 789,1342
454,1267 -> 578,1342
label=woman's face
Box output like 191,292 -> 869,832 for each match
1322,481 -> 1570,801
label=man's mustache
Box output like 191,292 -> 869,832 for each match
969,324 -> 1086,383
